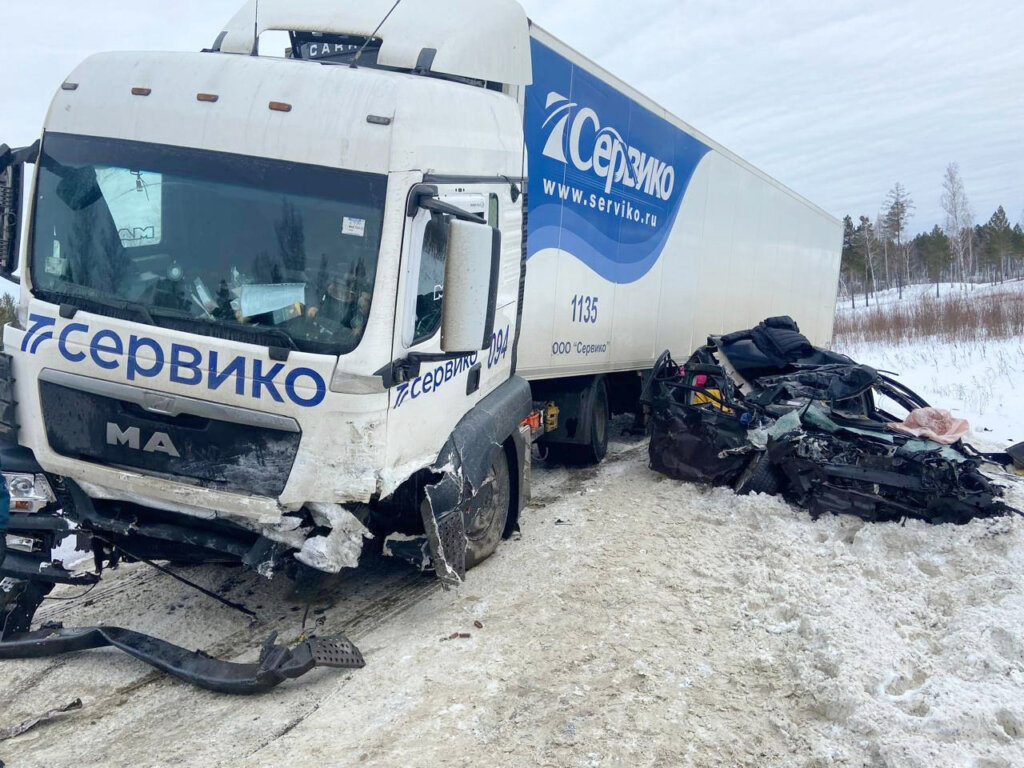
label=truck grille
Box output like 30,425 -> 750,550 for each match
39,372 -> 301,498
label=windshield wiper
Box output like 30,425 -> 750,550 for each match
252,325 -> 299,351
46,291 -> 159,327
149,311 -> 300,355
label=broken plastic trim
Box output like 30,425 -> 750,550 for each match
0,626 -> 365,695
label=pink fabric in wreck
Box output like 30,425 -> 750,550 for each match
888,408 -> 970,445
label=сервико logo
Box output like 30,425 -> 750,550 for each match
541,92 -> 676,201
19,313 -> 328,408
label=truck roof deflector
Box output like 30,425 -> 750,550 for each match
216,0 -> 532,85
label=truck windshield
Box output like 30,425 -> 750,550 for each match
30,133 -> 387,355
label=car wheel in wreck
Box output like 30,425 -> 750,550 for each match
734,452 -> 782,496
464,447 -> 512,569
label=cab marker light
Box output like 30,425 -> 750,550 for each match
367,115 -> 392,126
269,101 -> 292,112
197,93 -> 219,103
131,87 -> 152,96
61,82 -> 79,91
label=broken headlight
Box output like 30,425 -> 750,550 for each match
4,533 -> 40,553
2,472 -> 57,514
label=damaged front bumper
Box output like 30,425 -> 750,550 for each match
0,443 -> 373,692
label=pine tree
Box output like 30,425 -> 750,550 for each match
883,183 -> 914,298
840,215 -> 860,307
981,206 -> 1011,283
856,216 -> 876,305
1012,224 -> 1024,279
916,226 -> 951,297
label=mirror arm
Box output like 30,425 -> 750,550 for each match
0,140 -> 40,175
406,184 -> 486,225
420,197 -> 486,225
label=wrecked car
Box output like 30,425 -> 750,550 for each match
644,316 -> 1023,524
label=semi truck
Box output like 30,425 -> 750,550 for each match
0,0 -> 842,636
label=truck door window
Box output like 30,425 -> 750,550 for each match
413,212 -> 448,343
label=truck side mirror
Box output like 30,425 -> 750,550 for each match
440,219 -> 500,354
0,141 -> 39,284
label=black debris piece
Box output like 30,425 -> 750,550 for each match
644,317 -> 1021,525
0,626 -> 364,695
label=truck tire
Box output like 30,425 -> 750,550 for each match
580,377 -> 610,465
464,447 -> 512,569
542,378 -> 610,466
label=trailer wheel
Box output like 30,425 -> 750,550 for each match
464,447 -> 512,569
580,377 -> 610,465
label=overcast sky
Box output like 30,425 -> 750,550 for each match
2,0 -> 1021,232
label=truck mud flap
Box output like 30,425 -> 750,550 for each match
0,626 -> 365,695
421,377 -> 531,585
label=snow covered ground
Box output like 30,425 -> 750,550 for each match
836,280 -> 1024,314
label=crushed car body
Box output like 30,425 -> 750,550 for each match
645,317 -> 1023,525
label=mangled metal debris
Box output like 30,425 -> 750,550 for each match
0,625 -> 364,695
645,317 -> 1023,524
0,698 -> 82,742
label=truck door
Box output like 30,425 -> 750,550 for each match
385,183 -> 521,476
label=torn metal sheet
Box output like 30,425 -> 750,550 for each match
0,626 -> 364,695
0,698 -> 82,742
645,317 -> 1020,525
295,503 -> 373,574
422,464 -> 467,586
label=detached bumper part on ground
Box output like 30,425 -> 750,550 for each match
0,625 -> 364,695
646,316 -> 1022,524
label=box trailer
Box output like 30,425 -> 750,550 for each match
0,0 -> 841,642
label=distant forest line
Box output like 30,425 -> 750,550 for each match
838,163 -> 1024,306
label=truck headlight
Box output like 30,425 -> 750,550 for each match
5,533 -> 39,553
2,472 -> 57,514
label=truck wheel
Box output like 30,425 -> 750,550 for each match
464,447 -> 511,569
580,378 -> 610,465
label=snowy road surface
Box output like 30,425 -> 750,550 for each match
2,430 -> 1024,767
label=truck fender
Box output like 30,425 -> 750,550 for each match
422,376 -> 531,585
